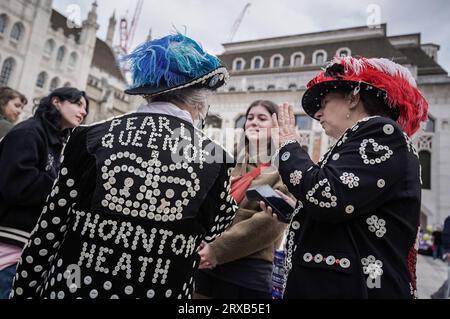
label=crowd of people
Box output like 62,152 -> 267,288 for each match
0,32 -> 446,299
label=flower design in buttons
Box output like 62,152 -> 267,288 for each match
290,170 -> 303,186
366,215 -> 387,238
305,178 -> 337,208
359,139 -> 393,165
340,172 -> 360,189
361,255 -> 383,279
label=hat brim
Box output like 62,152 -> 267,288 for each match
125,67 -> 229,97
301,80 -> 388,120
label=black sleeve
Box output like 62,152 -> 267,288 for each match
277,118 -> 409,224
10,129 -> 87,298
0,129 -> 55,207
198,164 -> 238,243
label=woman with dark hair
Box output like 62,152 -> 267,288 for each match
0,87 -> 88,298
261,56 -> 428,298
194,100 -> 291,299
0,87 -> 28,139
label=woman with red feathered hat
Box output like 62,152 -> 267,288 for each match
260,56 -> 428,298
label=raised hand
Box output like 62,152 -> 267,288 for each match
272,103 -> 298,146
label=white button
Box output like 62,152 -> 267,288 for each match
332,153 -> 340,161
103,281 -> 112,291
84,276 -> 92,285
281,152 -> 291,162
345,205 -> 355,214
383,124 -> 394,135
303,253 -> 313,263
292,221 -> 301,230
89,289 -> 98,299
147,289 -> 155,299
314,254 -> 323,263
340,258 -> 351,269
326,256 -> 336,265
377,179 -> 385,188
124,285 -> 133,295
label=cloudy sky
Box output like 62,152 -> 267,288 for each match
53,0 -> 450,72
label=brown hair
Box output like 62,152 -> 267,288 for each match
0,86 -> 28,115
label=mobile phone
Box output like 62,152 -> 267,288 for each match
246,185 -> 294,223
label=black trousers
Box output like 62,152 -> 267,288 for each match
194,270 -> 272,299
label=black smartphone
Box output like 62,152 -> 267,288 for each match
246,185 -> 294,223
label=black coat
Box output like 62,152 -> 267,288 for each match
0,116 -> 63,248
277,116 -> 421,299
11,113 -> 237,299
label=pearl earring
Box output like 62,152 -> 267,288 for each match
346,113 -> 350,119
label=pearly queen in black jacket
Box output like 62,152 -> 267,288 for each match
11,111 -> 237,299
277,116 -> 421,299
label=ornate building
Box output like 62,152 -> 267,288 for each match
208,24 -> 450,227
0,0 -> 141,124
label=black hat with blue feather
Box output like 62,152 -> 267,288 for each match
122,34 -> 229,97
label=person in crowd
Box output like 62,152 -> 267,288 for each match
262,56 -> 428,298
194,100 -> 289,299
0,87 -> 88,299
10,34 -> 237,299
0,86 -> 27,139
431,216 -> 450,299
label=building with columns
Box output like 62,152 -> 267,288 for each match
0,0 -> 141,124
208,24 -> 450,227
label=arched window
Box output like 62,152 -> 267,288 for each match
336,48 -> 351,57
64,82 -> 71,87
36,71 -> 47,88
56,46 -> 66,63
49,77 -> 60,91
0,57 -> 15,86
313,50 -> 327,65
68,52 -> 77,67
291,52 -> 305,67
251,56 -> 263,69
419,150 -> 431,189
267,84 -> 275,90
0,14 -> 8,34
270,54 -> 283,68
10,22 -> 24,41
247,86 -> 255,91
288,83 -> 297,91
205,115 -> 222,129
233,58 -> 245,71
44,39 -> 55,56
295,114 -> 312,130
423,116 -> 435,133
235,115 -> 246,129
228,86 -> 236,92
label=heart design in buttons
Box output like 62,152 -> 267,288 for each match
305,178 -> 338,209
359,139 -> 393,165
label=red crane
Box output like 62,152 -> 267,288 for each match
119,0 -> 144,55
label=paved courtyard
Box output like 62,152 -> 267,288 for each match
417,254 -> 449,299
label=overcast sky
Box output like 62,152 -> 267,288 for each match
53,0 -> 450,73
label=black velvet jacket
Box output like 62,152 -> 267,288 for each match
11,113 -> 237,299
0,116 -> 63,248
277,116 -> 421,299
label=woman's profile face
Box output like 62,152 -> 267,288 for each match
245,105 -> 275,145
2,97 -> 25,123
314,92 -> 351,139
55,96 -> 88,130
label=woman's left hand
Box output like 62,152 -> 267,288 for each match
272,103 -> 298,146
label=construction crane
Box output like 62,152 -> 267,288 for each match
119,0 -> 144,55
228,3 -> 251,43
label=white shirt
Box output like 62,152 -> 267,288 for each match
136,102 -> 193,124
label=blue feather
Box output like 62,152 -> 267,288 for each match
121,34 -> 222,89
